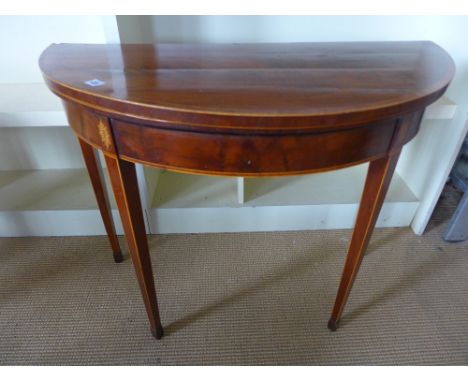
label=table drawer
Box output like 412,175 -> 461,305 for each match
111,119 -> 398,176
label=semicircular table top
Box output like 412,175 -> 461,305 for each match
39,41 -> 455,131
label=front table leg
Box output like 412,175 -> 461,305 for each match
328,150 -> 402,331
104,154 -> 164,339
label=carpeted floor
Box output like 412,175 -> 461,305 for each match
0,184 -> 467,365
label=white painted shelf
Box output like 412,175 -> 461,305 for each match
148,165 -> 418,234
0,169 -> 123,236
0,169 -> 115,210
0,83 -> 67,127
423,96 -> 457,120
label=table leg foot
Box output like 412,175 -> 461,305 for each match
113,250 -> 124,263
328,318 -> 338,332
151,325 -> 164,339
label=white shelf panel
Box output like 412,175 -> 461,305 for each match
151,202 -> 418,234
152,171 -> 238,208
0,126 -> 85,171
244,164 -> 417,206
0,169 -> 117,211
0,169 -> 122,237
0,83 -> 67,128
0,210 -> 123,237
152,165 -> 416,208
424,96 -> 456,120
149,165 -> 419,234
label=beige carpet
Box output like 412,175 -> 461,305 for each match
1,185 -> 467,365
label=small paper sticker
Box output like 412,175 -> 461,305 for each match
85,79 -> 105,87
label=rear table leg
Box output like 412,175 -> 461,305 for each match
78,138 -> 123,263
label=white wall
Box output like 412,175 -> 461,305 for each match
0,16 -> 115,84
0,16 -> 120,170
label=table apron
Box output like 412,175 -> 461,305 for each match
62,100 -> 423,176
111,118 -> 405,176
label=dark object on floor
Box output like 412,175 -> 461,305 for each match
443,138 -> 468,242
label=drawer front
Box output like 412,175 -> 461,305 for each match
111,119 -> 398,176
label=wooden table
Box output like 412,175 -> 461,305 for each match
39,41 -> 454,339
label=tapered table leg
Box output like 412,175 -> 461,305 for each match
328,150 -> 402,331
104,154 -> 164,339
78,138 -> 123,263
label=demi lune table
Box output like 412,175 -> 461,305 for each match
39,41 -> 454,339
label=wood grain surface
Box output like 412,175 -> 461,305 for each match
39,41 -> 454,132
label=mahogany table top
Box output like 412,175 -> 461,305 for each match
39,41 -> 454,133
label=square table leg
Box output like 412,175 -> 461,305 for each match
78,137 -> 123,263
104,154 -> 164,339
328,150 -> 402,331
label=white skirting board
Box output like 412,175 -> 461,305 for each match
0,210 -> 123,237
150,203 -> 418,234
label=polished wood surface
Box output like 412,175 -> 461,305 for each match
39,41 -> 454,339
40,41 -> 454,132
112,117 -> 398,176
65,102 -> 117,155
77,137 -> 123,263
329,151 -> 403,331
104,154 -> 163,339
